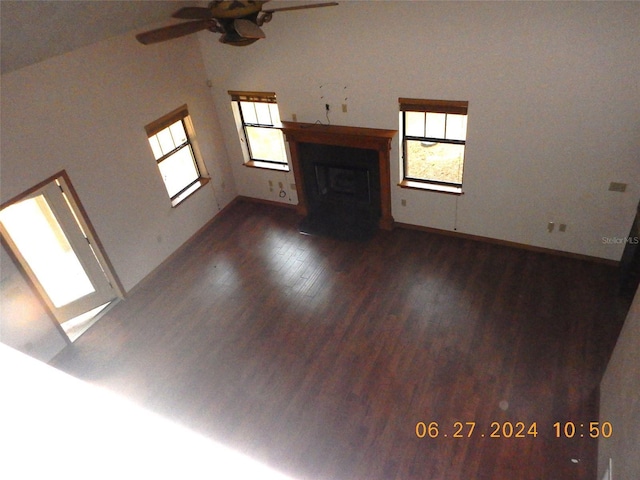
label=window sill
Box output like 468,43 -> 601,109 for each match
171,177 -> 210,208
244,160 -> 289,172
398,179 -> 463,195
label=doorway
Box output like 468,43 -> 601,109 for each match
0,172 -> 122,340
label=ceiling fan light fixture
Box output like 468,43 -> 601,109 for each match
233,19 -> 266,39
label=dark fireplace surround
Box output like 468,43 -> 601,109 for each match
281,122 -> 397,236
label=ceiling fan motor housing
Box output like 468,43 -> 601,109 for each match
207,1 -> 268,19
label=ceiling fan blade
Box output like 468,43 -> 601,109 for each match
263,2 -> 338,14
136,20 -> 211,45
172,7 -> 213,20
233,19 -> 265,39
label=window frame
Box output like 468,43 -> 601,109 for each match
229,91 -> 289,172
144,105 -> 209,207
399,98 -> 468,195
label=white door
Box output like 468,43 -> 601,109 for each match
0,179 -> 117,323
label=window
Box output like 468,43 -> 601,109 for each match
145,105 -> 209,206
399,98 -> 468,194
229,91 -> 288,171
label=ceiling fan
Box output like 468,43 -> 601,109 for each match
136,1 -> 338,47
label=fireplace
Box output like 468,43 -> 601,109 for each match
298,143 -> 380,239
282,122 -> 397,239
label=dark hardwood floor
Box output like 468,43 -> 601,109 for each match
51,199 -> 630,480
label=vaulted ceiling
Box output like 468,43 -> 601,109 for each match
0,1 -> 199,74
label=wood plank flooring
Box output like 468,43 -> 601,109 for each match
51,199 -> 630,480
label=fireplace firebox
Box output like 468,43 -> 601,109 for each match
282,122 -> 397,240
315,164 -> 370,203
298,143 -> 380,239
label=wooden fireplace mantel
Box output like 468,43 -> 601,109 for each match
281,121 -> 397,231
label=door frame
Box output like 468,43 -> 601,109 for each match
1,170 -> 125,339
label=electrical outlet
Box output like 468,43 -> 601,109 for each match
548,222 -> 555,233
559,224 -> 567,232
292,113 -> 297,122
342,103 -> 347,113
278,182 -> 283,189
290,183 -> 296,190
401,199 -> 407,206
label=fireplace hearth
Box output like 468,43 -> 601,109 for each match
282,122 -> 397,240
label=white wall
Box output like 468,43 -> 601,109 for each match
1,28 -> 237,360
200,0 -> 640,260
598,286 -> 640,479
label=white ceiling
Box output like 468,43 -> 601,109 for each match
0,1 -> 200,74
